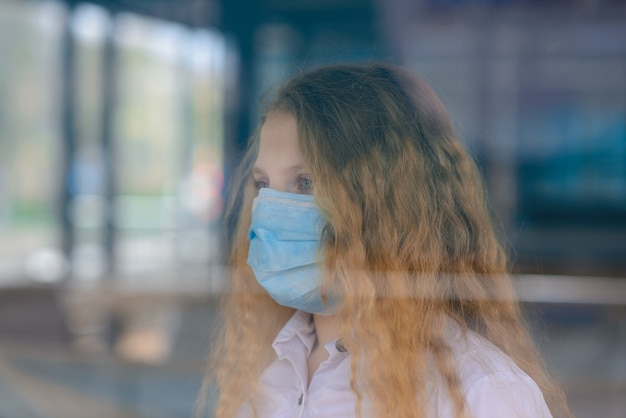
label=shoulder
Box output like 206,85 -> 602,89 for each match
440,323 -> 553,418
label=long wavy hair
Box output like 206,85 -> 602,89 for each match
199,63 -> 571,418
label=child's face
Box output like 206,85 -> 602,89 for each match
253,111 -> 313,195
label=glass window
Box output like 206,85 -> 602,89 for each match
0,0 -> 65,284
111,13 -> 226,288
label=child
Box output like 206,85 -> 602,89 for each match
202,63 -> 571,418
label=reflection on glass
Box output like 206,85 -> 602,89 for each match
0,0 -> 64,284
112,13 -> 226,281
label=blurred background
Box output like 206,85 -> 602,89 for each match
0,0 -> 624,417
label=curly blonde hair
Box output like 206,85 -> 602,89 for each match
198,63 -> 571,418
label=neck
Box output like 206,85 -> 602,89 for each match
306,313 -> 343,385
312,313 -> 341,349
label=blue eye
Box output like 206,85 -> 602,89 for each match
298,176 -> 313,193
254,180 -> 269,189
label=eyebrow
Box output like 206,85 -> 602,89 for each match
252,167 -> 266,177
285,163 -> 308,174
252,163 -> 308,176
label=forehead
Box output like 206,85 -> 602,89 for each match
257,111 -> 301,160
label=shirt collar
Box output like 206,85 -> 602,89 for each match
272,311 -> 349,359
272,311 -> 316,358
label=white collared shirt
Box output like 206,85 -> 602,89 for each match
240,311 -> 552,418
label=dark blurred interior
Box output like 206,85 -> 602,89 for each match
0,0 -> 625,417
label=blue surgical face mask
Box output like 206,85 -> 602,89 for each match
247,188 -> 337,315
